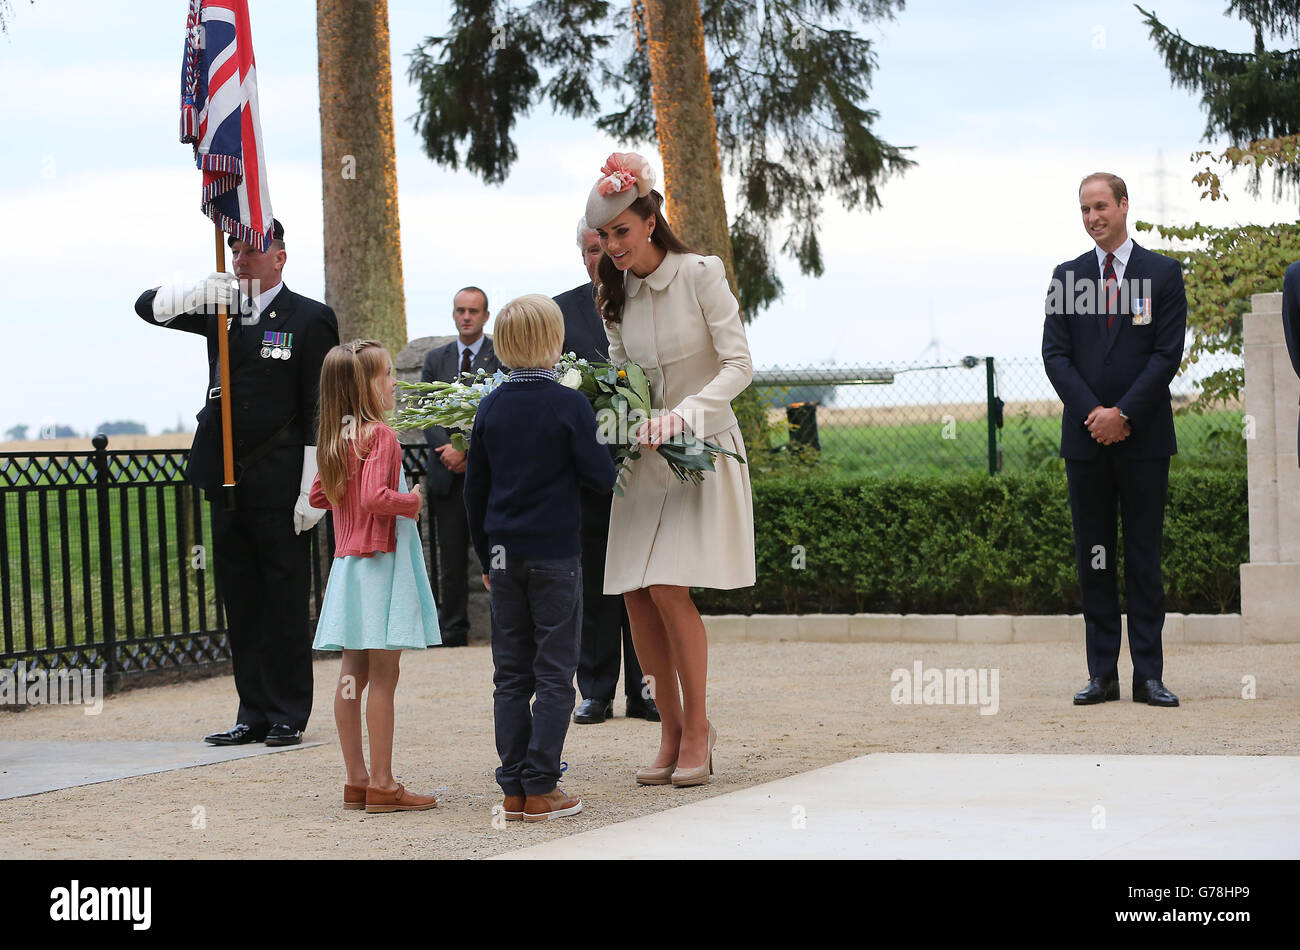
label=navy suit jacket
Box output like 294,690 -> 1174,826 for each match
1041,242 -> 1187,460
554,281 -> 609,363
1281,260 -> 1300,459
421,337 -> 501,497
135,284 -> 338,507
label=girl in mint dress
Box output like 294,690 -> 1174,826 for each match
309,340 -> 440,814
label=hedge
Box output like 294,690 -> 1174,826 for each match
692,469 -> 1247,615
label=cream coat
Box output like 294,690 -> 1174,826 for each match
603,251 -> 757,593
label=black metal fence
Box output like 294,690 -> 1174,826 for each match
1,438 -> 291,684
0,437 -> 440,685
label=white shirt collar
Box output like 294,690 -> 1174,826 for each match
459,336 -> 484,358
249,281 -> 284,319
1095,236 -> 1133,273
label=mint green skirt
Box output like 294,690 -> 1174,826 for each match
312,473 -> 441,651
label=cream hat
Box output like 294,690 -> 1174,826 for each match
584,152 -> 657,230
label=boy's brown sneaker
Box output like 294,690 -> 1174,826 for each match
523,787 -> 583,822
365,783 -> 438,813
503,795 -> 525,821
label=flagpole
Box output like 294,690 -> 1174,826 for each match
214,224 -> 237,510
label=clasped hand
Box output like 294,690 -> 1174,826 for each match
1085,406 -> 1131,446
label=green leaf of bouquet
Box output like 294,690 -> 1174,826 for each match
624,362 -> 651,411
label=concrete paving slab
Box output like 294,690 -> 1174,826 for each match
495,753 -> 1300,860
0,740 -> 325,801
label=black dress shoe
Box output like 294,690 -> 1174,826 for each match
264,724 -> 303,746
1073,677 -> 1120,705
440,633 -> 468,648
625,696 -> 661,722
573,698 -> 613,724
1133,679 -> 1179,707
204,723 -> 266,746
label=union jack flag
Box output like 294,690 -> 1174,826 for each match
179,0 -> 273,250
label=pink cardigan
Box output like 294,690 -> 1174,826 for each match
310,423 -> 420,558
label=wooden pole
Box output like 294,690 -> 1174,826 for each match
214,225 -> 237,509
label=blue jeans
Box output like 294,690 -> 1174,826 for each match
488,555 -> 582,796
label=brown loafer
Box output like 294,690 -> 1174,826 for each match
344,783 -> 367,810
523,787 -> 583,822
503,795 -> 525,821
365,783 -> 438,813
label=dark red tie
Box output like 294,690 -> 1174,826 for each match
1103,252 -> 1118,328
460,347 -> 472,376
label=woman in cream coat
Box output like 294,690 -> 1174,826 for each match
584,153 -> 755,788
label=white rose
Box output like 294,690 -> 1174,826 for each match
560,368 -> 583,389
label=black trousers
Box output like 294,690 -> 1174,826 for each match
210,504 -> 314,731
488,555 -> 582,796
1065,454 -> 1170,684
432,472 -> 471,640
576,488 -> 644,703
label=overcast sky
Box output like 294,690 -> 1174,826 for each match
0,0 -> 1290,436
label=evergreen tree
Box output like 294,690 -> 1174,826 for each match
1137,2 -> 1300,407
1138,1 -> 1300,197
407,0 -> 913,318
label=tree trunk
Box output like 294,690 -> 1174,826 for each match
642,0 -> 739,301
316,0 -> 406,353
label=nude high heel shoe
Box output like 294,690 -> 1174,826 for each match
670,722 -> 716,787
635,761 -> 678,785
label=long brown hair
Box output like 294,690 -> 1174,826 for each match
316,340 -> 392,506
595,189 -> 696,326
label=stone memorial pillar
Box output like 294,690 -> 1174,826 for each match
1240,291 -> 1300,642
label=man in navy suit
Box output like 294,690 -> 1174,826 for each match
422,287 -> 500,646
1282,261 -> 1300,457
553,220 -> 656,724
1042,173 -> 1186,708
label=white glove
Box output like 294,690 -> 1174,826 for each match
293,446 -> 328,534
151,272 -> 238,322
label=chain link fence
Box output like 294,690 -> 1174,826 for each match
753,352 -> 1246,477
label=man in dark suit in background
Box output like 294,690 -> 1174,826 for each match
554,219 -> 657,723
1281,261 -> 1300,455
422,286 -> 500,646
1042,173 -> 1186,709
135,219 -> 339,745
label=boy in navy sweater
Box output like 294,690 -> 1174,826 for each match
464,293 -> 617,822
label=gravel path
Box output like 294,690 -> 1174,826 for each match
2,639 -> 1296,858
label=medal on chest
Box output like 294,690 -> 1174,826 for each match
261,330 -> 294,360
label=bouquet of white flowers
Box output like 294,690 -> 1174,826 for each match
552,354 -> 745,493
392,355 -> 745,494
391,368 -> 507,452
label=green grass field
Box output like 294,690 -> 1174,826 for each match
772,408 -> 1247,478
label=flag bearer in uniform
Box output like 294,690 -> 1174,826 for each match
135,220 -> 339,745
